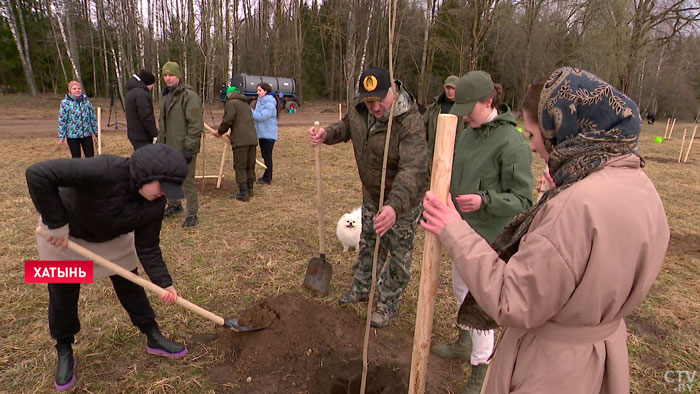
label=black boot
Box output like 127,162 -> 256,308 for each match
247,182 -> 254,197
233,184 -> 250,202
144,325 -> 188,358
54,342 -> 76,391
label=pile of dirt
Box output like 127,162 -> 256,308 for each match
203,293 -> 461,393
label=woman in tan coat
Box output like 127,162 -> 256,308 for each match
421,67 -> 670,393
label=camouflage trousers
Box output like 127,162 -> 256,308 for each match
349,201 -> 421,313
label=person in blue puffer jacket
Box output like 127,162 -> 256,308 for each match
252,82 -> 278,184
58,80 -> 99,158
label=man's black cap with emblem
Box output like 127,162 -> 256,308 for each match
358,67 -> 391,102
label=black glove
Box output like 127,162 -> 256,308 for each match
183,149 -> 194,164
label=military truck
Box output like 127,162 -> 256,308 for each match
230,73 -> 300,112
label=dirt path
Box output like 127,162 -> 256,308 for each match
0,107 -> 342,138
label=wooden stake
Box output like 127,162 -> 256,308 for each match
668,118 -> 677,140
204,123 -> 267,169
678,128 -> 687,163
97,107 -> 102,155
216,139 -> 228,189
664,118 -> 670,139
408,114 -> 457,394
683,126 -> 697,163
194,175 -> 221,179
339,103 -> 342,120
199,133 -> 206,192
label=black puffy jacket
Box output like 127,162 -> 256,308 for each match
125,76 -> 158,142
26,144 -> 188,287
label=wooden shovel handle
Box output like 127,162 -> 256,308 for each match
313,121 -> 325,255
36,227 -> 225,326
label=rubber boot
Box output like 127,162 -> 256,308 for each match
145,325 -> 188,358
233,184 -> 250,202
431,328 -> 472,361
247,182 -> 254,197
54,342 -> 76,391
461,364 -> 488,394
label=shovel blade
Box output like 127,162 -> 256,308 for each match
303,255 -> 332,295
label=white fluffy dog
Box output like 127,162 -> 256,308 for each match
336,207 -> 361,252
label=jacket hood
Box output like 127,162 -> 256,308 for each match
228,91 -> 248,101
64,93 -> 87,102
473,104 -> 516,138
126,76 -> 147,91
129,144 -> 188,188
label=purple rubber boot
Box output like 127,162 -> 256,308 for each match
144,325 -> 188,358
54,343 -> 76,391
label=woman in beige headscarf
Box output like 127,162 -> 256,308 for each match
421,67 -> 670,393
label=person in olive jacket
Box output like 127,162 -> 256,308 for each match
422,75 -> 465,165
211,86 -> 258,201
26,144 -> 190,392
125,69 -> 158,150
157,61 -> 203,228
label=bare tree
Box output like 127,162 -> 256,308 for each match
3,0 -> 39,96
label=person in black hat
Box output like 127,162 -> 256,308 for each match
125,69 -> 158,150
26,144 -> 190,391
309,67 -> 429,328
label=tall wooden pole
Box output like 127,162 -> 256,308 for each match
663,118 -> 670,139
339,103 -> 342,120
683,126 -> 697,163
679,128 -> 687,163
668,118 -> 677,140
97,107 -> 102,155
408,114 -> 458,394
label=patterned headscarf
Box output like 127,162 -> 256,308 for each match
458,67 -> 643,330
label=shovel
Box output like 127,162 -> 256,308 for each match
37,227 -> 265,332
303,121 -> 333,295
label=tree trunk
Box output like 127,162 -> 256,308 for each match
417,0 -> 433,104
5,0 -> 39,96
54,1 -> 82,82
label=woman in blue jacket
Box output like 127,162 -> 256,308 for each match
58,81 -> 98,158
252,82 -> 278,184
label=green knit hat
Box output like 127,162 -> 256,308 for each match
162,61 -> 182,79
226,86 -> 239,96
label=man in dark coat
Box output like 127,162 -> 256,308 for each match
125,69 -> 158,150
26,144 -> 190,391
212,86 -> 258,201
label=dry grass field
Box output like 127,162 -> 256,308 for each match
0,94 -> 697,393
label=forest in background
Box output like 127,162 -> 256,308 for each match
1,0 -> 699,120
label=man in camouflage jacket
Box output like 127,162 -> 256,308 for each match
309,67 -> 429,327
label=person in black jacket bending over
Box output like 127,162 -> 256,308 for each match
26,144 -> 189,392
125,69 -> 158,150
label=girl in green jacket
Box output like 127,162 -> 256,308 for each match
431,71 -> 533,394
